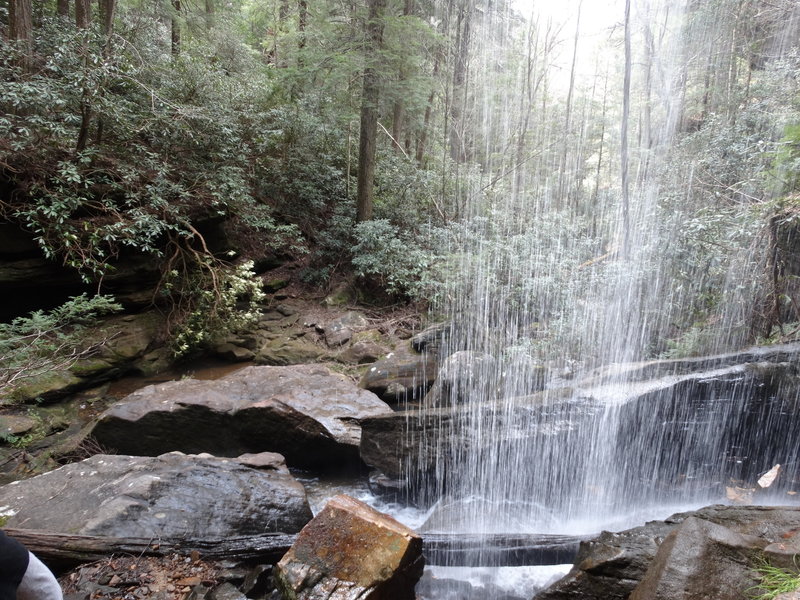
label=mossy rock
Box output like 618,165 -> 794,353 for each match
69,358 -> 116,378
264,278 -> 290,293
351,329 -> 390,345
324,282 -> 356,307
255,338 -> 328,366
6,371 -> 82,405
134,347 -> 174,377
96,312 -> 164,362
0,415 -> 38,437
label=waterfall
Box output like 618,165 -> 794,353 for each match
409,0 -> 800,565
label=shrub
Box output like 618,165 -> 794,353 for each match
0,294 -> 122,400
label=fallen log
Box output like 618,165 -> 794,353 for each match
5,529 -> 296,572
5,528 -> 584,571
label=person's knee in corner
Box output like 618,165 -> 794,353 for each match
0,530 -> 62,600
17,552 -> 63,600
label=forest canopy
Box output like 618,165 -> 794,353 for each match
1,0 -> 800,365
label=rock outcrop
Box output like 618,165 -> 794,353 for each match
0,452 -> 312,537
422,350 -> 496,406
91,365 -> 393,468
5,311 -> 170,403
359,348 -> 439,404
274,494 -> 424,599
629,516 -> 766,600
320,311 -> 370,347
536,505 -> 800,600
360,352 -> 800,503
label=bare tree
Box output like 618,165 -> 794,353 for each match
75,0 -> 91,29
57,0 -> 70,19
620,0 -> 632,254
171,0 -> 181,56
356,0 -> 388,222
8,0 -> 33,71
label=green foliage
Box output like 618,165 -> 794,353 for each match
751,557 -> 800,600
351,219 -> 433,300
0,294 -> 122,400
771,123 -> 800,195
169,260 -> 265,357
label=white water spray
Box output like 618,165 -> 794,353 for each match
410,0 -> 800,565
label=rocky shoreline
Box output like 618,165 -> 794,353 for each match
2,297 -> 800,599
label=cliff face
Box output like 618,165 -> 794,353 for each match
0,216 -> 236,321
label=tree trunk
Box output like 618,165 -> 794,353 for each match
5,529 -> 296,573
415,47 -> 441,167
8,0 -> 33,71
171,0 -> 181,56
57,0 -> 70,18
558,1 -> 582,208
297,0 -> 308,62
99,0 -> 115,36
391,0 -> 415,155
620,0 -> 632,255
205,0 -> 215,29
75,0 -> 91,28
356,0 -> 387,223
593,66 -> 610,208
75,0 -> 93,153
513,16 -> 538,194
449,4 -> 471,163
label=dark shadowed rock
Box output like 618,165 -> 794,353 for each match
535,505 -> 800,600
359,389 -> 579,484
0,452 -> 312,537
410,322 -> 452,354
629,517 -> 765,600
534,519 -> 673,600
362,358 -> 800,504
359,348 -> 439,403
274,494 -> 424,599
91,365 -> 392,468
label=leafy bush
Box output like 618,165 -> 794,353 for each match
0,294 -> 122,399
167,260 -> 265,357
351,219 -> 434,301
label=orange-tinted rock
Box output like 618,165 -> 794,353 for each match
274,494 -> 424,599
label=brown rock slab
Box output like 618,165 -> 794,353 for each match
274,494 -> 424,599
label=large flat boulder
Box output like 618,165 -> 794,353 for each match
274,494 -> 424,599
91,365 -> 393,468
0,452 -> 312,537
